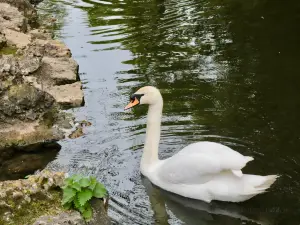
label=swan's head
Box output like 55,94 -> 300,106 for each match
124,86 -> 162,110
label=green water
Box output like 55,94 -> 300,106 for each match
43,0 -> 300,224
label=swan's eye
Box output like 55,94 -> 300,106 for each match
130,94 -> 144,102
130,96 -> 136,103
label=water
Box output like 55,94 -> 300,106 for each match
41,0 -> 300,224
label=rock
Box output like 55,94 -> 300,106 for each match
33,211 -> 85,225
29,0 -> 43,7
18,55 -> 41,75
0,54 -> 19,76
0,54 -> 41,76
0,33 -> 6,48
0,144 -> 60,181
0,0 -> 85,169
0,0 -> 37,24
32,198 -> 111,225
0,83 -> 55,123
29,29 -> 52,40
22,39 -> 72,57
0,170 -> 65,224
69,127 -> 84,139
41,57 -> 79,85
0,171 -> 110,225
47,82 -> 84,109
0,3 -> 27,32
3,28 -> 31,48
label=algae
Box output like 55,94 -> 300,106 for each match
0,171 -> 67,225
0,46 -> 18,55
0,190 -> 63,225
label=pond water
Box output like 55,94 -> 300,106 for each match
42,0 -> 300,224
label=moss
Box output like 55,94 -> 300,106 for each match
41,106 -> 60,128
8,84 -> 37,100
0,190 -> 64,225
0,46 -> 18,55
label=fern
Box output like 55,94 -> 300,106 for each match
61,174 -> 107,221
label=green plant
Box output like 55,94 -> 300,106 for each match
61,174 -> 107,221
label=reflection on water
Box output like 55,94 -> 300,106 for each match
42,0 -> 300,224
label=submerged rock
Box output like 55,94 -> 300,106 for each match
0,142 -> 60,181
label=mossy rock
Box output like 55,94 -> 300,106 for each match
0,170 -> 111,225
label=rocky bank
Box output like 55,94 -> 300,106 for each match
0,170 -> 110,225
0,0 -> 85,179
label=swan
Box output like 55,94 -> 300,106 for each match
124,86 -> 278,203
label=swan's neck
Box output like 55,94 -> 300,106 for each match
141,101 -> 163,171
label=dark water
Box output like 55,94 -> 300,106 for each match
41,0 -> 300,224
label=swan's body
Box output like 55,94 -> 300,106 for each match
125,86 -> 278,203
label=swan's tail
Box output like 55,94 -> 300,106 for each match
256,175 -> 279,190
242,174 -> 279,196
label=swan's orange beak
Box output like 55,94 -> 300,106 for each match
124,98 -> 139,110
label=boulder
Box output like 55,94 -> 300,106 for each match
0,54 -> 19,76
47,82 -> 84,109
2,28 -> 31,48
0,83 -> 55,123
0,54 -> 42,76
0,0 -> 37,24
18,55 -> 41,75
22,39 -> 71,57
0,3 -> 28,32
29,29 -> 52,40
41,56 -> 79,85
0,0 -> 85,180
0,170 -> 111,225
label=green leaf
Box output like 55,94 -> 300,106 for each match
93,183 -> 107,198
77,189 -> 93,207
82,204 -> 93,220
63,201 -> 72,209
71,182 -> 82,191
77,205 -> 86,213
71,174 -> 83,182
79,177 -> 91,187
88,177 -> 97,191
73,197 -> 81,209
62,187 -> 76,205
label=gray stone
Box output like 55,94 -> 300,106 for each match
0,33 -> 6,48
0,3 -> 27,32
0,171 -> 110,225
32,198 -> 111,225
29,29 -> 52,40
47,82 -> 84,109
41,56 -> 78,85
0,83 -> 55,123
18,55 -> 41,75
0,0 -> 84,158
32,211 -> 85,225
0,0 -> 37,22
0,54 -> 19,76
3,28 -> 31,48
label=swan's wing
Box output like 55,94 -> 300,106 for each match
157,152 -> 251,185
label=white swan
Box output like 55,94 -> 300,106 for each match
125,86 -> 278,203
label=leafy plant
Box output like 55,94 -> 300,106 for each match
61,174 -> 107,221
